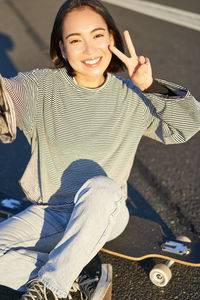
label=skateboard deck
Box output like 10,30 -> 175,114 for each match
102,215 -> 200,267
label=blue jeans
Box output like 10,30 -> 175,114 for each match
0,176 -> 129,298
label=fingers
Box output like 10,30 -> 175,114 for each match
109,30 -> 138,63
124,31 -> 137,59
109,45 -> 129,65
109,31 -> 152,80
124,31 -> 151,67
138,56 -> 151,66
145,57 -> 151,65
138,56 -> 145,65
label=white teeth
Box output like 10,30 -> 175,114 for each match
84,58 -> 101,65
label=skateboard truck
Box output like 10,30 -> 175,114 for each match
161,240 -> 191,255
149,236 -> 193,287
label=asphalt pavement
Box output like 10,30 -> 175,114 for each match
0,0 -> 200,299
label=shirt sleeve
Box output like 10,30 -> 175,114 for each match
0,74 -> 16,143
1,70 -> 39,143
141,79 -> 200,144
143,79 -> 177,96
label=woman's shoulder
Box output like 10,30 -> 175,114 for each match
109,73 -> 140,95
20,67 -> 60,78
17,68 -> 63,80
13,68 -> 66,87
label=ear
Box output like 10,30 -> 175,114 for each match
59,40 -> 66,59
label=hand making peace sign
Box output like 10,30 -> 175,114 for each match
110,31 -> 153,91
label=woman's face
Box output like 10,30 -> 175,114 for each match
59,6 -> 114,88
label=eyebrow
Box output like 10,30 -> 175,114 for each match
65,27 -> 106,39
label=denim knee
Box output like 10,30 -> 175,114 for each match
74,175 -> 124,213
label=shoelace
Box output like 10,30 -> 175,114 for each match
21,279 -> 59,300
78,274 -> 99,300
67,279 -> 80,300
21,274 -> 99,300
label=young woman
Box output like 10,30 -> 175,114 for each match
0,0 -> 199,299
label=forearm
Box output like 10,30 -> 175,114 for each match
0,75 -> 16,143
143,80 -> 200,144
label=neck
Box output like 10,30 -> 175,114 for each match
74,74 -> 106,89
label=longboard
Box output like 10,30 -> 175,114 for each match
101,215 -> 200,286
102,215 -> 200,266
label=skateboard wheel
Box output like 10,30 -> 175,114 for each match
149,264 -> 172,287
177,235 -> 191,243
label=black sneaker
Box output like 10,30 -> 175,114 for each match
20,259 -> 112,300
78,262 -> 112,300
20,278 -> 67,300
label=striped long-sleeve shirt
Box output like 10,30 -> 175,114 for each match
0,68 -> 200,210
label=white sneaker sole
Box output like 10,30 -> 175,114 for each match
91,264 -> 112,300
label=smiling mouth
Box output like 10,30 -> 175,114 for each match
83,57 -> 102,66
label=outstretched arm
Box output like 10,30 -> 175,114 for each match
0,71 -> 38,144
110,31 -> 200,143
0,75 -> 16,143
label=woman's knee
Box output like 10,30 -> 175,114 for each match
74,176 -> 123,207
107,203 -> 129,241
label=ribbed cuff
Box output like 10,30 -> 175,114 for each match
143,79 -> 176,96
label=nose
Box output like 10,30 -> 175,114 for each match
83,40 -> 95,55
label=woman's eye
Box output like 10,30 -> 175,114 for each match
95,34 -> 104,38
70,39 -> 80,44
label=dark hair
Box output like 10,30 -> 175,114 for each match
50,0 -> 125,76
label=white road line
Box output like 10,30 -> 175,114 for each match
103,0 -> 200,32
